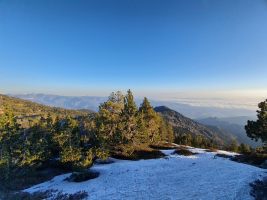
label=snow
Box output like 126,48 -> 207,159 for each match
24,146 -> 266,200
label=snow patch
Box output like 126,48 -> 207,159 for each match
24,147 -> 266,200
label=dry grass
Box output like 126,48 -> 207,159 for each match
65,171 -> 99,182
172,147 -> 197,156
111,145 -> 165,160
205,148 -> 218,152
150,142 -> 178,150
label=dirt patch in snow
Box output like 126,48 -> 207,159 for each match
112,148 -> 165,160
65,171 -> 100,182
150,142 -> 178,150
205,148 -> 218,152
216,154 -> 234,159
172,147 -> 198,156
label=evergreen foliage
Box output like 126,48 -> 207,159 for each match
227,139 -> 239,152
174,133 -> 217,149
94,91 -> 175,151
0,108 -> 21,181
245,99 -> 267,148
0,90 -> 174,183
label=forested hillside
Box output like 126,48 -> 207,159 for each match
1,91 -> 266,199
154,106 -> 227,147
197,117 -> 261,147
0,90 -> 174,195
0,94 -> 89,117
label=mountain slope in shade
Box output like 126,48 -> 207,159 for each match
196,117 -> 261,147
213,116 -> 256,126
154,106 -> 233,145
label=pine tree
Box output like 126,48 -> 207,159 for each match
95,91 -> 125,146
245,99 -> 267,148
228,139 -> 239,152
136,112 -> 149,143
0,108 -> 21,181
139,97 -> 161,143
121,89 -> 138,143
52,117 -> 84,169
158,119 -> 174,143
19,123 -> 51,166
238,143 -> 251,154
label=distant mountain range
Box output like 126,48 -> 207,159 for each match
11,93 -> 256,119
9,93 -> 105,112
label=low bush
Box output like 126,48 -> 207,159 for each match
215,154 -> 233,159
172,147 -> 197,156
231,152 -> 267,167
2,190 -> 88,200
250,178 -> 267,200
111,145 -> 165,160
95,158 -> 114,165
65,171 -> 99,182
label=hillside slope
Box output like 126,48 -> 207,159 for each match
154,106 -> 234,145
0,94 -> 89,118
196,117 -> 261,147
11,93 -> 105,112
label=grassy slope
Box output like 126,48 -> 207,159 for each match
0,94 -> 89,121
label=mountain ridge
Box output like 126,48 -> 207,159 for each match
196,117 -> 261,147
154,106 -> 230,146
0,94 -> 89,118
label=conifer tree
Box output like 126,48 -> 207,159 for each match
238,143 -> 251,154
95,91 -> 124,146
0,108 -> 21,180
19,123 -> 51,166
139,97 -> 161,143
245,99 -> 267,147
121,89 -> 138,143
228,139 -> 239,152
136,112 -> 149,143
52,117 -> 84,169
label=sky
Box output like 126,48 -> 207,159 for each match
0,0 -> 267,108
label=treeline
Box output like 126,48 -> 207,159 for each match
0,90 -> 174,183
174,133 -> 218,149
174,132 -> 255,154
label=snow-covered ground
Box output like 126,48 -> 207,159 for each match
25,147 -> 266,200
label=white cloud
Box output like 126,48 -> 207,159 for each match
138,89 -> 267,110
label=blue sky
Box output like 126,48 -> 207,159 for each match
0,0 -> 267,99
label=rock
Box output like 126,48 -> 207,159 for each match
260,160 -> 267,169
